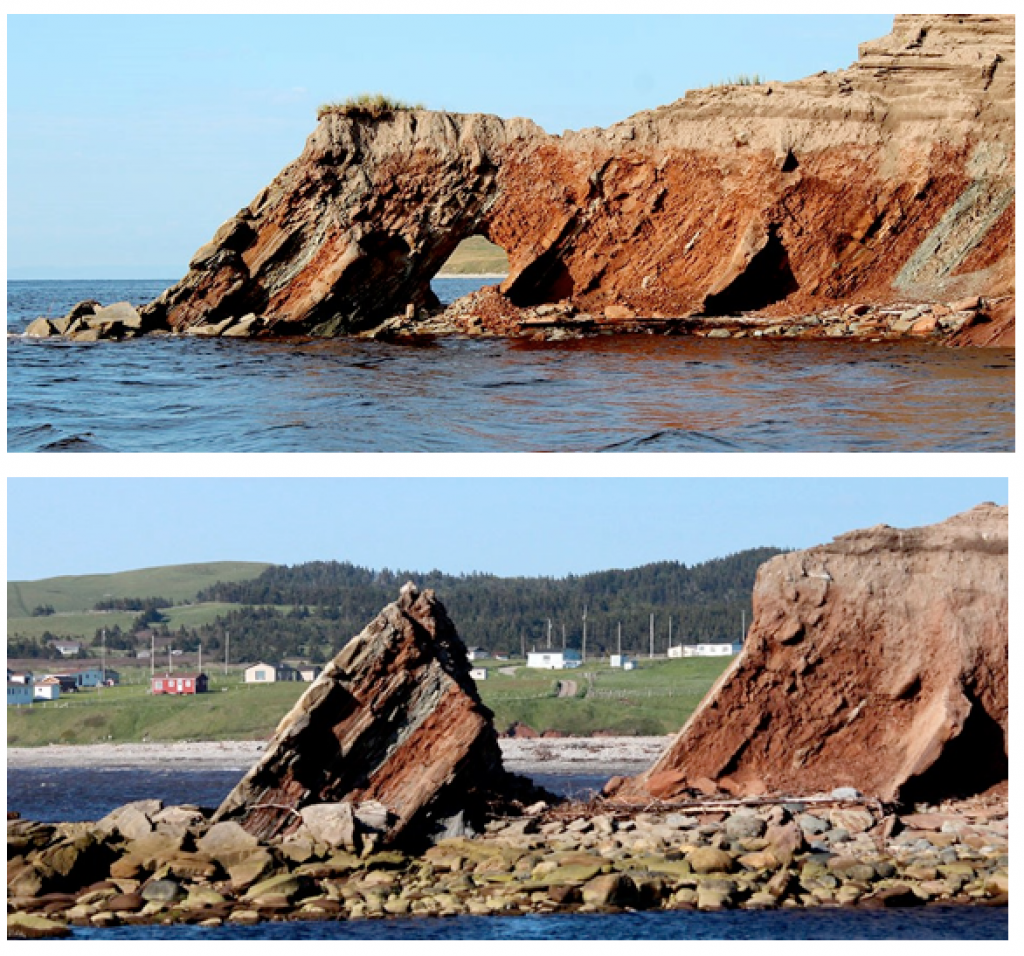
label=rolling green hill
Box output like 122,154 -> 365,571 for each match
7,562 -> 271,617
437,236 -> 509,276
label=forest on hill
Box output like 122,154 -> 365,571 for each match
7,549 -> 785,664
187,549 -> 784,663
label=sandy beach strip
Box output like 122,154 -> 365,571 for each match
7,737 -> 671,775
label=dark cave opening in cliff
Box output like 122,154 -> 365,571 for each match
898,692 -> 1008,805
702,226 -> 800,316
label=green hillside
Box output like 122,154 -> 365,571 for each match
6,603 -> 247,643
7,562 -> 271,617
437,236 -> 509,276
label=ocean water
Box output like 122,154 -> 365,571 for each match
7,279 -> 1015,453
5,767 -> 610,824
67,907 -> 1007,941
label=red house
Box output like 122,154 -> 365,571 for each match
151,673 -> 208,696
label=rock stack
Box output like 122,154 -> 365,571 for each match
211,583 -> 540,845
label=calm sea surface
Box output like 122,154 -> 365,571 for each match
7,279 -> 1014,453
6,766 -> 1007,940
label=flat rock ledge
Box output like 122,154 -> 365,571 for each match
7,790 -> 1007,936
21,293 -> 1007,348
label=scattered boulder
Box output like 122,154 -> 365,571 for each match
299,803 -> 357,850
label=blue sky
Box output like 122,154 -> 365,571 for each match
7,14 -> 895,279
6,478 -> 1006,581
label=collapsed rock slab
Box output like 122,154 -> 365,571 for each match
212,584 -> 539,844
614,504 -> 1008,805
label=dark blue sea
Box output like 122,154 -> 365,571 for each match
7,279 -> 1014,453
6,766 -> 1007,940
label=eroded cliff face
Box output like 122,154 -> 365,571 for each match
144,14 -> 1014,337
212,584 -> 537,845
613,504 -> 1008,806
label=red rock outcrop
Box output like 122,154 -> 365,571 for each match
614,504 -> 1008,805
142,15 -> 1014,340
211,583 -> 539,844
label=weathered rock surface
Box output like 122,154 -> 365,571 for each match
135,15 -> 1012,341
5,791 -> 1009,931
615,504 -> 1008,805
211,583 -> 538,844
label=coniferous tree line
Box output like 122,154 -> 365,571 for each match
187,549 -> 784,662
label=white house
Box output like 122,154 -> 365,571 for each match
33,677 -> 62,701
623,660 -> 638,671
526,650 -> 582,671
49,640 -> 82,657
296,665 -> 323,682
609,654 -> 635,669
668,643 -> 743,659
466,647 -> 489,662
469,667 -> 488,681
8,671 -> 33,685
8,682 -> 33,706
245,662 -> 279,683
244,662 -> 302,684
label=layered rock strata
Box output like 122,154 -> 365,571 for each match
117,14 -> 1013,341
211,583 -> 537,844
614,504 -> 1008,806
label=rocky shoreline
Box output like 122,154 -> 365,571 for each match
6,737 -> 671,775
20,292 -> 1012,348
7,788 -> 1009,938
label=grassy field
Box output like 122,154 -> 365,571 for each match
438,236 -> 509,276
7,603 -> 259,643
6,676 -> 305,747
7,657 -> 729,747
7,561 -> 270,617
478,657 -> 729,736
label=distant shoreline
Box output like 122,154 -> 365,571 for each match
6,736 -> 670,775
434,273 -> 507,280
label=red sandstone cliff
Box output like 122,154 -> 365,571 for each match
143,15 -> 1013,338
613,504 -> 1008,806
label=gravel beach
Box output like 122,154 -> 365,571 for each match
6,737 -> 672,776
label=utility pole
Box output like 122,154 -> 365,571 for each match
617,622 -> 622,657
520,631 -> 525,660
150,633 -> 155,679
547,619 -> 552,650
562,623 -> 566,650
224,631 -> 230,676
741,610 -> 746,643
668,616 -> 673,653
168,644 -> 172,674
650,613 -> 655,659
101,629 -> 106,686
198,643 -> 202,675
582,605 -> 588,663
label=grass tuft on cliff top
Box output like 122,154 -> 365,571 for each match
317,93 -> 425,121
710,73 -> 765,89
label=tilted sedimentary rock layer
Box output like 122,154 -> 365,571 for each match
212,583 -> 533,843
614,504 -> 1008,805
144,14 -> 1014,338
